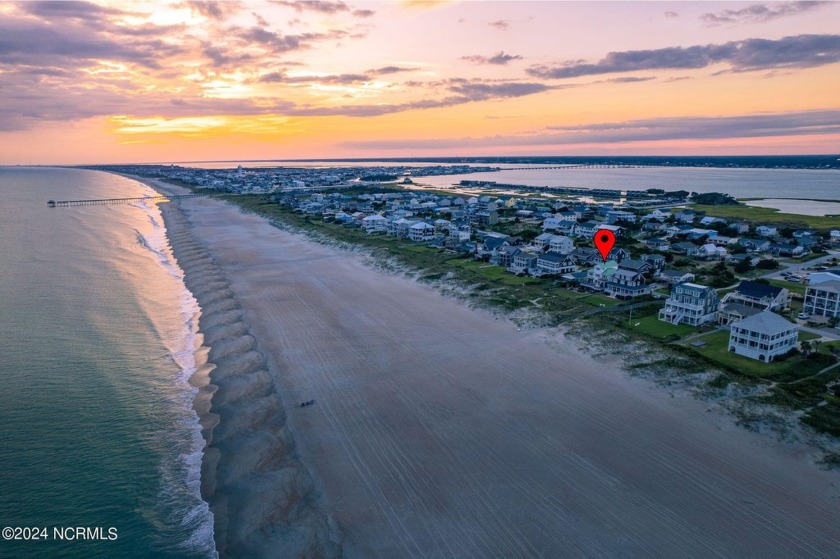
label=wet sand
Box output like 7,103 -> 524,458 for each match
136,177 -> 840,557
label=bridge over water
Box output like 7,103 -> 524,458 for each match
496,164 -> 651,171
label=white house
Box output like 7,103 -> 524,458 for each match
408,222 -> 436,242
697,243 -> 727,260
388,218 -> 416,238
542,217 -> 564,231
756,225 -> 778,237
803,280 -> 840,318
548,235 -> 574,254
728,311 -> 798,362
362,214 -> 388,234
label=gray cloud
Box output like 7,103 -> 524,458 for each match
701,1 -> 828,26
606,76 -> 656,83
462,51 -> 523,65
352,9 -> 375,18
16,1 -> 126,21
664,11 -> 679,18
488,20 -> 509,30
339,109 -> 840,149
369,66 -> 416,75
527,34 -> 840,79
0,19 -> 184,69
447,81 -> 550,100
271,1 -> 349,13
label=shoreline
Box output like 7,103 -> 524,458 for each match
131,174 -> 342,557
118,173 -> 840,556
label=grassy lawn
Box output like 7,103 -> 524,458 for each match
580,294 -> 625,307
682,330 -> 833,381
689,203 -> 839,230
628,314 -> 698,340
799,331 -> 823,342
821,340 -> 840,354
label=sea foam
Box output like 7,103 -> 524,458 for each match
133,192 -> 218,558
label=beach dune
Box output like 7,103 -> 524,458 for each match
154,185 -> 840,558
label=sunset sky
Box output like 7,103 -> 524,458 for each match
1,0 -> 839,164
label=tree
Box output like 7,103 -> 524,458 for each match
711,261 -> 729,274
734,259 -> 753,274
691,192 -> 738,205
756,258 -> 780,270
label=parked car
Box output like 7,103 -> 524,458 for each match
798,312 -> 811,320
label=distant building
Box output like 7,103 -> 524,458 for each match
659,282 -> 720,326
671,242 -> 699,257
803,280 -> 840,318
606,210 -> 637,224
756,225 -> 778,237
728,311 -> 798,362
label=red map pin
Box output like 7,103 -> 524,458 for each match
593,229 -> 616,262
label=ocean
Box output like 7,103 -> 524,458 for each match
0,168 -> 216,558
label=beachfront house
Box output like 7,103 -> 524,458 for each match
803,280 -> 840,318
728,311 -> 798,362
408,222 -> 436,242
605,269 -> 651,299
509,252 -> 538,274
659,282 -> 720,326
362,214 -> 388,234
534,253 -> 576,277
494,246 -> 521,267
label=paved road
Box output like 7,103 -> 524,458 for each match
761,250 -> 839,280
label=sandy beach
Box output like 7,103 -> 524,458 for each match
137,176 -> 840,558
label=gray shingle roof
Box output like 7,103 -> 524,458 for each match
733,310 -> 797,335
